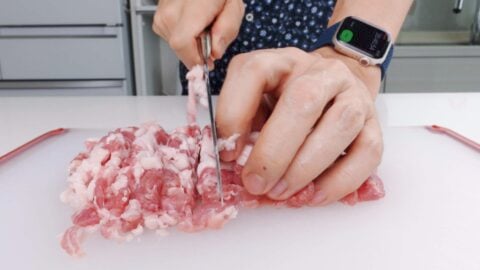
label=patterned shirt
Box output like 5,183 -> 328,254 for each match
180,0 -> 337,94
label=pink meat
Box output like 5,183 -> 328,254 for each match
60,226 -> 85,258
60,65 -> 385,257
340,174 -> 385,206
60,123 -> 202,255
186,65 -> 208,124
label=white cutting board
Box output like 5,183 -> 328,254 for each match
0,124 -> 479,269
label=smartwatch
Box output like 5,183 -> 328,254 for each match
310,16 -> 394,80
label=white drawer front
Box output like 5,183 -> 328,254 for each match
0,27 -> 126,80
0,0 -> 122,26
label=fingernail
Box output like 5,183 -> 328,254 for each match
244,173 -> 267,195
309,190 -> 327,206
267,179 -> 288,198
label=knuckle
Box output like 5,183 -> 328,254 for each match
285,76 -> 325,116
362,131 -> 384,162
284,46 -> 304,55
160,6 -> 177,26
231,52 -> 275,81
152,15 -> 162,35
329,58 -> 350,74
153,8 -> 174,34
240,1 -> 246,14
327,59 -> 356,85
219,24 -> 241,43
242,53 -> 272,74
235,0 -> 247,19
168,34 -> 186,51
237,0 -> 246,9
228,53 -> 249,70
336,101 -> 366,133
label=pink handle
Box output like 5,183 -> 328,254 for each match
426,125 -> 480,152
0,128 -> 68,165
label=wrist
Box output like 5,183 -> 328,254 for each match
312,47 -> 382,98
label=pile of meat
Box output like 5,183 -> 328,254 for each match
60,66 -> 385,257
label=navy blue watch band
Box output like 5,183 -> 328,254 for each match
309,22 -> 394,80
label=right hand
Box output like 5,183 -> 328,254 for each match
153,0 -> 246,69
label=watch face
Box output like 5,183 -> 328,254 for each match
336,17 -> 390,59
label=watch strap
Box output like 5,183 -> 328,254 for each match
309,22 -> 393,80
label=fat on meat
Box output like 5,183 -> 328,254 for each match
60,65 -> 385,257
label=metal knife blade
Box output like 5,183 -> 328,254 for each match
200,30 -> 224,204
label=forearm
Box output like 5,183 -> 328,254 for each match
329,0 -> 413,41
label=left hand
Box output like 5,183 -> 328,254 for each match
216,46 -> 384,205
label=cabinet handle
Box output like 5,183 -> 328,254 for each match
0,80 -> 124,89
0,26 -> 119,38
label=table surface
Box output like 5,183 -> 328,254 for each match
1,93 -> 479,269
1,93 -> 480,155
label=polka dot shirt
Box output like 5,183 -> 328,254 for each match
180,0 -> 337,94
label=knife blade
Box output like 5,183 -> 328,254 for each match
200,30 -> 224,204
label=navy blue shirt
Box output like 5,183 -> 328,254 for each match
180,0 -> 337,94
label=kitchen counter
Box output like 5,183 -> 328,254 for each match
1,93 -> 480,155
1,93 -> 479,270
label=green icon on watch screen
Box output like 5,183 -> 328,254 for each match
339,29 -> 354,43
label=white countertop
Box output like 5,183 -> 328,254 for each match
1,93 -> 480,269
1,93 -> 480,155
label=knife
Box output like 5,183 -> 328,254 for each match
199,29 -> 225,204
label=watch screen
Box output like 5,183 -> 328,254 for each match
336,17 -> 390,59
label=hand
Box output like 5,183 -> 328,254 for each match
153,0 -> 245,69
216,47 -> 384,205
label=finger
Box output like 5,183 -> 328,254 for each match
242,61 -> 351,195
170,0 -> 225,69
267,90 -> 372,200
216,49 -> 304,162
309,117 -> 383,206
251,95 -> 275,132
211,0 -> 246,59
152,0 -> 182,40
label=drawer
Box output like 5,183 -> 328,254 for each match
385,57 -> 480,92
0,0 -> 122,26
0,27 -> 126,80
0,80 -> 128,96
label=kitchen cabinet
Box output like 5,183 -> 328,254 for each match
0,0 -> 133,96
0,27 -> 125,80
0,81 -> 126,97
130,0 -> 180,95
0,0 -> 122,26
